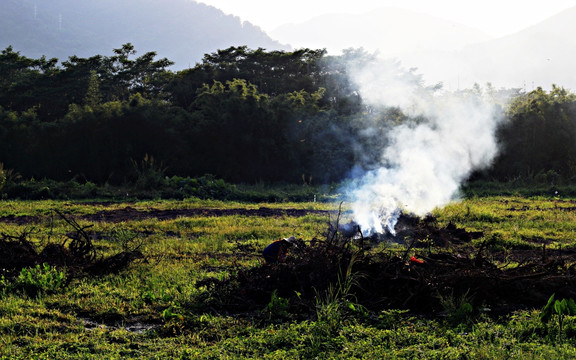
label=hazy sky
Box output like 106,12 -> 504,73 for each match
196,0 -> 576,37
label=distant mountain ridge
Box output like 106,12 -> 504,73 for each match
450,6 -> 576,90
270,6 -> 576,90
271,8 -> 493,56
0,0 -> 289,68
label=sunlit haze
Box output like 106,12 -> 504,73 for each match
196,0 -> 576,37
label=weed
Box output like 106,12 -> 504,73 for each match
4,197 -> 576,358
0,274 -> 8,296
377,309 -> 412,329
438,290 -> 474,327
540,294 -> 576,338
109,228 -> 143,252
10,263 -> 66,297
141,291 -> 156,304
162,306 -> 184,322
131,154 -> 166,190
314,253 -> 365,332
265,289 -> 290,320
0,162 -> 5,192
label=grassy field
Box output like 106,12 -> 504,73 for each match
1,196 -> 576,359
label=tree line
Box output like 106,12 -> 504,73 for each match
0,44 -> 574,186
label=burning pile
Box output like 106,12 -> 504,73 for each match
206,212 -> 576,318
343,56 -> 504,241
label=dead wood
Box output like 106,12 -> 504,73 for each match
0,211 -> 144,279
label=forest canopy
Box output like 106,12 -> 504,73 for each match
0,44 -> 574,187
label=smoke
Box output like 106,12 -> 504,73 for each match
345,56 -> 502,235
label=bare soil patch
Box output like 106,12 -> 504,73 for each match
0,206 -> 329,224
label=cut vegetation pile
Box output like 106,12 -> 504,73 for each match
207,213 -> 576,317
0,210 -> 143,279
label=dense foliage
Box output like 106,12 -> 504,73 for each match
0,44 -> 575,188
491,86 -> 576,183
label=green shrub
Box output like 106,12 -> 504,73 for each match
164,174 -> 236,199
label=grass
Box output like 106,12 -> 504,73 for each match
434,196 -> 576,248
1,195 -> 576,358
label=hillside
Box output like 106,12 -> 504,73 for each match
0,0 -> 289,68
270,6 -> 576,90
270,8 -> 492,56
398,6 -> 576,90
453,5 -> 576,90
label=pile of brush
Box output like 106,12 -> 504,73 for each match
204,213 -> 576,317
0,210 -> 143,280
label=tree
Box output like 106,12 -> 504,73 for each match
102,43 -> 174,101
0,46 -> 60,118
169,47 -> 328,109
83,70 -> 102,107
492,85 -> 576,181
191,79 -> 285,181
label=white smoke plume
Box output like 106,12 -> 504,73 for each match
345,56 -> 502,235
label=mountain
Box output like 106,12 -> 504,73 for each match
270,6 -> 576,91
450,6 -> 576,90
0,0 -> 289,69
270,8 -> 492,56
395,6 -> 576,91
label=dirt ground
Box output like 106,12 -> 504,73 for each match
0,206 -> 328,225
